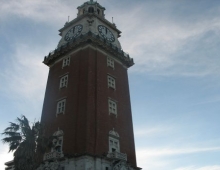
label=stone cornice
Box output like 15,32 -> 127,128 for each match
43,31 -> 134,68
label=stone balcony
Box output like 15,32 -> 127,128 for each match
43,151 -> 63,161
107,151 -> 127,161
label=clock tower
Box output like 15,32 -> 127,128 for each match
39,1 -> 141,170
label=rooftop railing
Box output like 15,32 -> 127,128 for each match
45,32 -> 130,60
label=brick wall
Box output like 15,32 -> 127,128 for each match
41,46 -> 136,166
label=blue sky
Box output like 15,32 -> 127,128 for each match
0,0 -> 220,170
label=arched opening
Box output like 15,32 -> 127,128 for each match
109,129 -> 120,153
55,145 -> 61,152
52,130 -> 63,153
88,7 -> 94,13
97,9 -> 100,15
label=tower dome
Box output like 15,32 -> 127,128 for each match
77,0 -> 106,18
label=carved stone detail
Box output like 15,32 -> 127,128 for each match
87,20 -> 94,26
43,31 -> 134,68
38,161 -> 59,170
113,161 -> 129,170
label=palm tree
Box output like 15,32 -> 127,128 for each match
2,115 -> 52,170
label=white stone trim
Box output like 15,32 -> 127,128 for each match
56,99 -> 66,115
107,75 -> 116,89
107,57 -> 114,68
108,99 -> 117,116
62,56 -> 70,68
59,75 -> 68,88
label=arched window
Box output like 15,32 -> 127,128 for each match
107,129 -> 127,161
88,7 -> 94,13
52,129 -> 63,153
83,9 -> 85,14
109,129 -> 120,153
97,9 -> 100,15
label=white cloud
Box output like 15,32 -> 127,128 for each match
137,146 -> 220,158
118,4 -> 220,77
1,0 -> 220,77
134,126 -> 172,137
175,165 -> 220,170
136,147 -> 220,170
0,43 -> 48,101
138,157 -> 171,170
0,146 -> 13,170
0,0 -> 79,24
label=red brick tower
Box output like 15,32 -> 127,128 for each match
40,1 -> 140,170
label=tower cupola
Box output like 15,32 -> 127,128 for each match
77,0 -> 106,18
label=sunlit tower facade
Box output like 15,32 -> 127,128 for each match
39,1 -> 141,169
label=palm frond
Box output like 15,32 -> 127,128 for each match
2,116 -> 54,170
4,122 -> 19,132
17,116 -> 32,138
17,116 -> 30,129
21,115 -> 30,128
2,131 -> 20,137
9,141 -> 20,152
2,136 -> 22,143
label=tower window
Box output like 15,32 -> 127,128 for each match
109,140 -> 118,152
62,57 -> 70,68
88,7 -> 94,13
107,57 -> 114,68
107,75 -> 115,89
52,130 -> 64,154
109,130 -> 120,153
57,99 -> 66,114
60,75 -> 68,88
108,99 -> 117,115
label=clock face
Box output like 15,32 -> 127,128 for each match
65,24 -> 83,41
98,25 -> 115,42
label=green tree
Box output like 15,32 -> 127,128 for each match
2,115 -> 52,170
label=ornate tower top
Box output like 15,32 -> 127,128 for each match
43,0 -> 134,68
56,0 -> 121,49
77,0 -> 106,18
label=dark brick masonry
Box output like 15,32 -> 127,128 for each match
41,41 -> 137,166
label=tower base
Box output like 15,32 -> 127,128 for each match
37,154 -> 141,170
